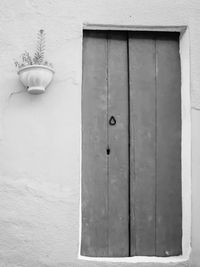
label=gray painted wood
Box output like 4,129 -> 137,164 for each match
82,31 -> 129,257
81,31 -> 108,256
129,32 -> 156,256
82,30 -> 182,257
156,33 -> 182,256
107,32 -> 129,256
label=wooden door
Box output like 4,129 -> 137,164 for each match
129,32 -> 182,256
81,30 -> 182,257
81,31 -> 129,257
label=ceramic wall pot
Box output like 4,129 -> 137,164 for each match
18,65 -> 55,94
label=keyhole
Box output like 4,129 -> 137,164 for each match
109,116 -> 116,126
106,146 -> 110,155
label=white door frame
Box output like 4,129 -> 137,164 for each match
79,24 -> 191,264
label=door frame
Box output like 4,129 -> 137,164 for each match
79,24 -> 191,263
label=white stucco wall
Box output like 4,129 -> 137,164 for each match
0,0 -> 199,266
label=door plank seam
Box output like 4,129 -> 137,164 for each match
127,32 -> 131,257
106,32 -> 110,256
155,36 -> 158,256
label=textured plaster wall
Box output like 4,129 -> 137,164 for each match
0,0 -> 199,267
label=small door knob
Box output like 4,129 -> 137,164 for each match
109,116 -> 116,126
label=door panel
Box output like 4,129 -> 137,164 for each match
81,31 -> 108,256
82,30 -> 182,257
156,33 -> 182,256
81,31 -> 129,257
107,32 -> 129,257
128,32 -> 156,256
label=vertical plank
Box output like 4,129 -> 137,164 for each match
156,32 -> 182,256
129,32 -> 156,256
107,32 -> 129,256
81,31 -> 108,256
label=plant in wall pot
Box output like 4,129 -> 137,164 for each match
14,29 -> 55,94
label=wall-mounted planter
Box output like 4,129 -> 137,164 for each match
18,65 -> 55,94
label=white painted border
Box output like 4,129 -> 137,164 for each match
79,25 -> 191,264
83,24 -> 187,33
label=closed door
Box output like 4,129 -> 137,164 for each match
81,30 -> 182,257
